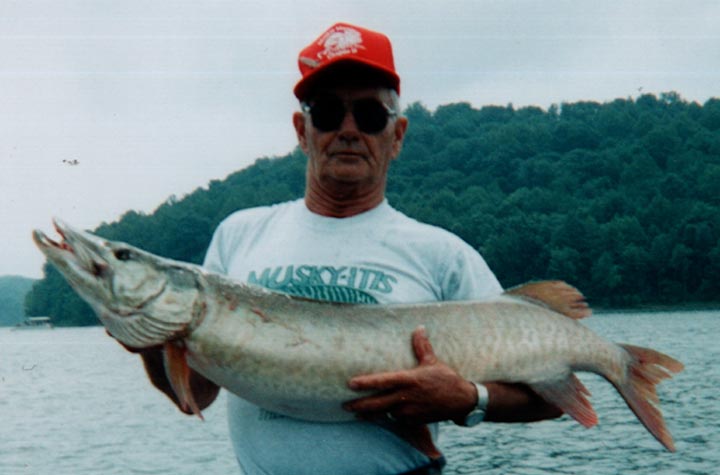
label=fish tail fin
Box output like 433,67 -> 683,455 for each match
163,342 -> 204,420
531,374 -> 598,428
614,344 -> 684,452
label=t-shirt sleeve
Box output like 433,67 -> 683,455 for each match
202,222 -> 227,274
439,237 -> 503,301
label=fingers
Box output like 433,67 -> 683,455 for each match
349,326 -> 436,391
412,325 -> 438,365
346,326 -> 460,424
343,391 -> 408,415
348,370 -> 413,392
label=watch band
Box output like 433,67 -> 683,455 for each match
474,382 -> 489,410
458,382 -> 489,427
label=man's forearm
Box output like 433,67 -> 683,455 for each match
483,382 -> 563,422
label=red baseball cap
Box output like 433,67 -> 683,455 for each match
293,22 -> 400,100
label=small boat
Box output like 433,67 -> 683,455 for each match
13,316 -> 54,330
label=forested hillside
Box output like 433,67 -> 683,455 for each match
26,92 -> 720,326
1,276 -> 36,325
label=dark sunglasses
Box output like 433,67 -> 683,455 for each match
301,95 -> 397,134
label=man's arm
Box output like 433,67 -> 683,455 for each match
343,326 -> 562,424
482,381 -> 562,423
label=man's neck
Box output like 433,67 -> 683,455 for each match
304,186 -> 385,218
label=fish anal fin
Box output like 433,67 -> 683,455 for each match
506,281 -> 591,319
531,374 -> 598,428
163,341 -> 204,420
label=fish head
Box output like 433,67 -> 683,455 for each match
33,218 -> 204,348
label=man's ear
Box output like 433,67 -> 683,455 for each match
390,116 -> 409,160
293,111 -> 309,153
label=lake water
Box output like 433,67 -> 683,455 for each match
1,311 -> 718,475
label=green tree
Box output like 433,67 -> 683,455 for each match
26,92 -> 720,324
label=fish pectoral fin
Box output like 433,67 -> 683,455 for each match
163,341 -> 204,420
530,374 -> 598,428
506,281 -> 591,320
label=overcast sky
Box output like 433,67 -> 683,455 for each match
2,0 -> 718,279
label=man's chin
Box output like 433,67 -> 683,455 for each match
325,162 -> 372,182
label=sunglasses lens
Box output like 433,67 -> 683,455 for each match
353,99 -> 389,134
307,96 -> 391,134
309,96 -> 346,132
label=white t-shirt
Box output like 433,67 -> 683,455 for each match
203,199 -> 502,475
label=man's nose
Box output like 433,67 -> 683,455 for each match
337,109 -> 361,139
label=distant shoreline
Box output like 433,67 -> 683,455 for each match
595,304 -> 720,314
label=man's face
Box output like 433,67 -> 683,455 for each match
293,86 -> 408,193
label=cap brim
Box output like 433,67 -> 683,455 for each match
294,60 -> 400,100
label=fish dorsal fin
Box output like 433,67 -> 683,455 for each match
505,281 -> 591,319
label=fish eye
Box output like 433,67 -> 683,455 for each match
114,249 -> 132,261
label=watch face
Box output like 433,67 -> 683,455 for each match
465,409 -> 485,427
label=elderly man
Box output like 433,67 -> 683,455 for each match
127,22 -> 561,475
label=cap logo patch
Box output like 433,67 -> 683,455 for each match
316,25 -> 365,61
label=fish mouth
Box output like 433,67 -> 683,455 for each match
32,218 -> 196,348
33,219 -> 109,278
32,220 -> 73,254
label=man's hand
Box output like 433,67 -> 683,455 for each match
343,326 -> 477,425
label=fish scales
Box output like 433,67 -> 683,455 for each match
185,286 -> 624,422
33,219 -> 684,454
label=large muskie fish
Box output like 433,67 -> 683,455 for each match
33,219 -> 683,454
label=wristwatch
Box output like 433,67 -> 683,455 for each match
458,382 -> 489,427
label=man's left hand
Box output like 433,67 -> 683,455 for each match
343,326 -> 477,425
